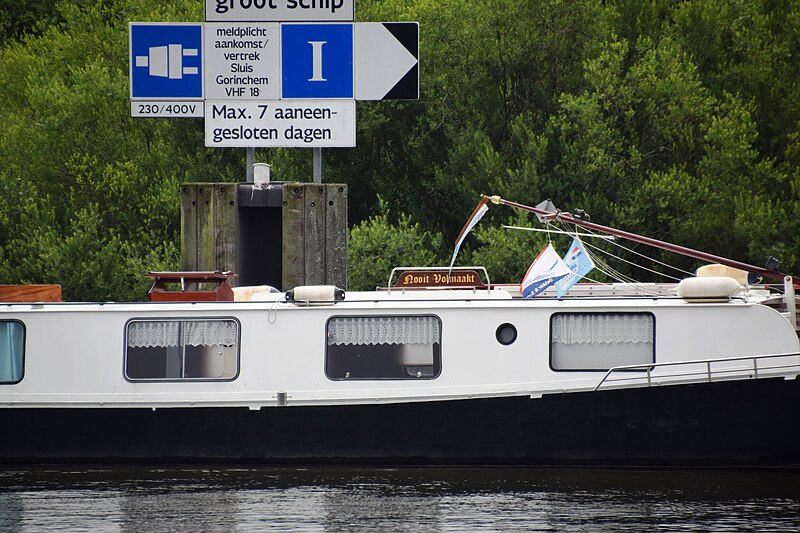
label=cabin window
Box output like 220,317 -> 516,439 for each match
496,323 -> 518,345
326,315 -> 442,380
125,319 -> 239,381
0,321 -> 24,384
550,312 -> 654,371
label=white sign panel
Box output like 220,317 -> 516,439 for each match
206,0 -> 354,22
205,23 -> 281,100
131,100 -> 204,118
354,22 -> 419,100
205,99 -> 355,147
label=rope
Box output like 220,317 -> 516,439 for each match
550,221 -> 687,283
578,225 -> 696,278
582,238 -> 685,282
267,297 -> 283,324
544,221 -> 681,296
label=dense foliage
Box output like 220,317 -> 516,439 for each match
1,0 -> 798,297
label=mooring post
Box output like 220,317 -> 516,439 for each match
180,183 -> 239,280
182,179 -> 346,291
282,182 -> 347,290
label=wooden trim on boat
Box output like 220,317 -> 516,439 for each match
0,284 -> 62,302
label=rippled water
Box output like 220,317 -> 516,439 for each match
1,467 -> 799,532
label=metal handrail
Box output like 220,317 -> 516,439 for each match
594,351 -> 800,391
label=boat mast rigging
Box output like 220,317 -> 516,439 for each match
485,194 -> 796,287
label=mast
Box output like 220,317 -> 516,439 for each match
486,195 -> 794,286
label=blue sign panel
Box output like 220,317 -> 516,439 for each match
130,23 -> 203,99
281,24 -> 353,99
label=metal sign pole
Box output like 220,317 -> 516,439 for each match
313,147 -> 322,183
246,147 -> 254,182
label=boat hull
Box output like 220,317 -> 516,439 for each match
2,377 -> 799,466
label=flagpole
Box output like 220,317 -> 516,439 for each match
485,195 -> 793,286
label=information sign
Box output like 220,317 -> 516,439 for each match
281,24 -> 353,98
205,99 -> 355,147
354,23 -> 419,100
204,23 -> 281,100
129,23 -> 204,100
131,101 -> 205,118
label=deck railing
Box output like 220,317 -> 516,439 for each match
594,352 -> 800,391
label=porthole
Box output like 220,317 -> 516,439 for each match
496,323 -> 517,345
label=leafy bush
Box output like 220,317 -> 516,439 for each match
3,0 -> 800,295
348,200 -> 447,290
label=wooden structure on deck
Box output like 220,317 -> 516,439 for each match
181,182 -> 347,291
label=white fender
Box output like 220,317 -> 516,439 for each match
676,277 -> 742,302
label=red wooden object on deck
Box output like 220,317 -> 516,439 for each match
0,285 -> 62,302
146,271 -> 237,302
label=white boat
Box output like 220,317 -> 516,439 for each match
1,197 -> 799,466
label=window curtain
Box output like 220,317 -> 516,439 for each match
328,316 -> 440,345
127,320 -> 238,348
0,322 -> 24,382
183,320 -> 237,346
551,314 -> 653,345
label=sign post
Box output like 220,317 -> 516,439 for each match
129,7 -> 419,170
313,147 -> 322,184
130,1 -> 417,289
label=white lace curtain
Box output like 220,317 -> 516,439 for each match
551,313 -> 653,345
328,316 -> 440,346
127,320 -> 238,348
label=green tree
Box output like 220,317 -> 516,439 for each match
347,199 -> 447,290
3,0 -> 800,296
350,0 -> 613,239
0,0 -> 227,300
0,0 -> 63,44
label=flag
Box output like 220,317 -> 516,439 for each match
449,197 -> 489,271
554,237 -> 595,297
520,243 -> 571,298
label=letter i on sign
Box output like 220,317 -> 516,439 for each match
308,41 -> 327,82
281,24 -> 353,98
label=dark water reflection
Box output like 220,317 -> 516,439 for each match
1,467 -> 799,532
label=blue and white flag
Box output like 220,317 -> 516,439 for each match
554,237 -> 595,297
520,243 -> 571,298
449,197 -> 489,272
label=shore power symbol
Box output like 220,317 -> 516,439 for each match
136,44 -> 199,79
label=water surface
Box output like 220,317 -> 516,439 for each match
1,466 -> 799,531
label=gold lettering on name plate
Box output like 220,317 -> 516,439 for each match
394,270 -> 486,289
